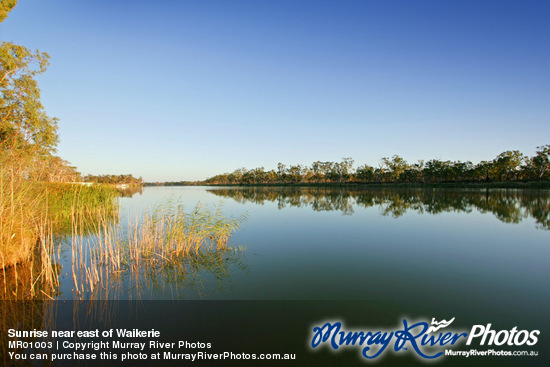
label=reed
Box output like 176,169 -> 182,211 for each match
70,200 -> 247,300
0,159 -> 41,269
0,150 -> 119,299
2,157 -> 245,300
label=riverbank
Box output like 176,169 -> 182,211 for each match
0,181 -> 118,269
148,181 -> 550,189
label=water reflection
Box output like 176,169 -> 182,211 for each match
121,246 -> 247,300
77,244 -> 248,300
116,185 -> 143,197
207,187 -> 550,229
0,300 -> 54,366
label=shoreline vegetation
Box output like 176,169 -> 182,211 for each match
69,200 -> 246,300
0,155 -> 142,270
146,146 -> 550,188
149,181 -> 550,189
0,1 -> 144,299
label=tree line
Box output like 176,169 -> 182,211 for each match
83,174 -> 143,185
202,146 -> 550,185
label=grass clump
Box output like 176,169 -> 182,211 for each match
136,201 -> 245,261
0,153 -> 119,299
0,162 -> 42,269
71,200 -> 247,299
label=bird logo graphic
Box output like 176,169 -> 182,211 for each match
427,317 -> 456,333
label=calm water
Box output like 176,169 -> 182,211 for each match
55,186 -> 550,307
5,186 -> 549,366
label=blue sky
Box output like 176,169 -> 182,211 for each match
1,0 -> 549,181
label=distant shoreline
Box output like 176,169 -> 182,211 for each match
145,181 -> 550,189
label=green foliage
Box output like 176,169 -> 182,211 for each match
0,160 -> 119,268
528,145 -> 550,180
356,164 -> 374,182
83,173 -> 143,185
41,183 -> 119,233
381,155 -> 409,182
0,0 -> 17,23
0,42 -> 58,154
491,150 -> 524,181
201,145 -> 550,186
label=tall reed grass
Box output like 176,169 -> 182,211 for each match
1,149 -> 119,299
70,200 -> 247,300
2,152 -> 245,300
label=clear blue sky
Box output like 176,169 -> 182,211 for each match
1,0 -> 549,181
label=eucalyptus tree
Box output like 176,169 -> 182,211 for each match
373,167 -> 387,183
0,0 -> 16,23
423,160 -> 444,183
301,166 -> 313,183
318,162 -> 332,183
528,145 -> 550,180
356,164 -> 374,182
339,157 -> 354,183
403,160 -> 425,183
287,164 -> 303,184
201,145 -> 550,186
31,156 -> 80,182
277,163 -> 287,184
266,169 -> 278,184
326,162 -> 340,183
400,167 -> 421,183
381,155 -> 409,182
0,42 -> 58,155
474,161 -> 493,182
451,161 -> 474,182
241,169 -> 254,184
492,151 -> 524,181
252,167 -> 266,184
311,161 -> 323,183
1,0 -> 65,190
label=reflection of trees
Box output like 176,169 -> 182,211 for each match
117,185 -> 143,197
209,187 -> 355,215
208,187 -> 550,229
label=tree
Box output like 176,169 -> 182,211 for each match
287,164 -> 303,184
474,160 -> 493,182
529,145 -> 550,180
0,0 -> 17,24
319,162 -> 333,183
1,41 -> 58,154
451,161 -> 473,182
423,159 -> 445,183
277,163 -> 287,184
382,155 -> 409,182
356,164 -> 374,182
251,167 -> 266,184
311,161 -> 323,183
492,151 -> 524,181
338,157 -> 354,183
